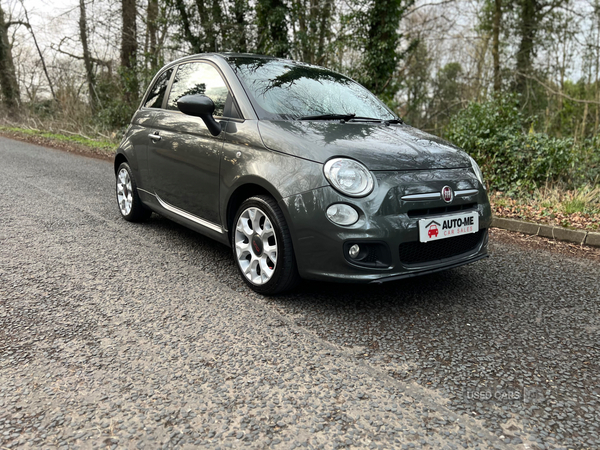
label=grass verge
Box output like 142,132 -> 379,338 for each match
0,125 -> 118,160
491,187 -> 600,231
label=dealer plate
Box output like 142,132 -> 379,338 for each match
419,211 -> 479,243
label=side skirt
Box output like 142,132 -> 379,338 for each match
137,188 -> 231,247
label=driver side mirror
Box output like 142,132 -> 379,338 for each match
177,94 -> 222,136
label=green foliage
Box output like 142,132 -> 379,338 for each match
563,198 -> 586,214
345,0 -> 415,103
445,94 -> 600,193
95,72 -> 138,131
401,40 -> 431,128
428,62 -> 465,132
256,0 -> 290,57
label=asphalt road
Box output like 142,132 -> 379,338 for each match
1,137 -> 598,450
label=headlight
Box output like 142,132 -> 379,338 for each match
469,156 -> 486,190
323,158 -> 374,197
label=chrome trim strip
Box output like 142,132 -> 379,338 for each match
138,188 -> 154,196
155,194 -> 223,233
401,189 -> 479,201
401,192 -> 440,201
455,189 -> 479,197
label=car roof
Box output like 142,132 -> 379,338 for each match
166,52 -> 325,71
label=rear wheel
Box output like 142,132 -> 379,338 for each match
232,195 -> 300,294
116,162 -> 152,222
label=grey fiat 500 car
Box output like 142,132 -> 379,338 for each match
115,53 -> 491,294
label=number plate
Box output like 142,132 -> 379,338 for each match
419,211 -> 479,243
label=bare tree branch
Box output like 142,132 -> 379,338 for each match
518,71 -> 600,105
18,0 -> 57,102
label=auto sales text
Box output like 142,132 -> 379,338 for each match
442,216 -> 474,229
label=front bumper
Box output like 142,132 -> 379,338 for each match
282,168 -> 492,283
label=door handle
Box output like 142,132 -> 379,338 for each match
149,133 -> 161,142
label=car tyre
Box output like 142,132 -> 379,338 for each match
116,162 -> 152,222
232,195 -> 300,295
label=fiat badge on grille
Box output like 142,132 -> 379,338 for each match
441,186 -> 454,203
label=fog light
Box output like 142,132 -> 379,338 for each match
326,204 -> 359,226
348,244 -> 360,259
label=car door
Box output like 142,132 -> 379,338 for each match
127,67 -> 173,189
147,61 -> 229,225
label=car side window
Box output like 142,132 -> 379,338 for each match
166,63 -> 229,117
144,68 -> 173,108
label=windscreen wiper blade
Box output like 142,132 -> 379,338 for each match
299,113 -> 356,121
348,116 -> 404,124
347,116 -> 383,122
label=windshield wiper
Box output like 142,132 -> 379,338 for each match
299,113 -> 356,121
348,116 -> 404,125
299,114 -> 404,124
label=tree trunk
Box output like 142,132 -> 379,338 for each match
19,1 -> 56,103
256,0 -> 290,57
80,0 -> 97,112
515,0 -> 537,96
0,4 -> 20,110
581,101 -> 588,141
121,0 -> 138,101
492,0 -> 501,92
316,0 -> 333,65
174,0 -> 201,52
361,0 -> 410,100
594,11 -> 600,135
210,0 -> 223,52
147,0 -> 159,70
474,33 -> 490,101
295,0 -> 308,61
232,0 -> 247,52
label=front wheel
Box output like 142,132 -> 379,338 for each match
232,195 -> 300,295
116,162 -> 152,222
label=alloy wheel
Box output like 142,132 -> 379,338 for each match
117,168 -> 133,216
234,207 -> 278,285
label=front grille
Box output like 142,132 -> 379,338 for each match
399,230 -> 486,265
407,203 -> 477,218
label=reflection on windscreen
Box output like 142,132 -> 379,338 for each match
229,58 -> 395,121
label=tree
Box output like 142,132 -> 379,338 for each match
0,3 -> 19,109
354,0 -> 415,102
256,0 -> 290,57
146,0 -> 159,70
429,62 -> 465,132
231,0 -> 248,52
512,0 -> 565,97
492,0 -> 502,92
121,0 -> 138,101
80,0 -> 97,112
401,39 -> 430,127
289,0 -> 334,64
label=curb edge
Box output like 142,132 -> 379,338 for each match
491,216 -> 600,248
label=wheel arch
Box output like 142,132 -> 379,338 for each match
114,152 -> 128,174
225,182 -> 277,240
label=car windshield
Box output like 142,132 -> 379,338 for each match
227,57 -> 396,121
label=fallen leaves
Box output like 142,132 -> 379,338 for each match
491,191 -> 600,231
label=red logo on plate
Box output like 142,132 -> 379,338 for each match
428,224 -> 439,238
441,186 -> 453,203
